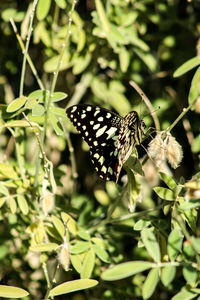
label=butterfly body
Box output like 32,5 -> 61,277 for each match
66,104 -> 146,182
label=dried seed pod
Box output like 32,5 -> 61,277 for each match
166,135 -> 183,169
58,242 -> 70,271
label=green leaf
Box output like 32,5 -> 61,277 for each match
52,215 -> 65,238
153,187 -> 175,201
0,183 -> 9,196
28,89 -> 50,101
25,98 -> 37,109
78,230 -> 91,241
9,197 -> 17,214
179,199 -> 200,211
49,112 -> 64,135
93,244 -> 110,263
101,261 -> 152,281
134,220 -> 151,231
0,163 -> 18,179
188,66 -> 200,105
161,266 -> 176,287
183,265 -> 198,285
141,228 -> 161,262
4,120 -> 41,129
49,107 -> 68,119
70,254 -> 82,273
44,52 -> 71,72
17,195 -> 29,215
0,197 -> 6,209
72,53 -> 92,75
173,56 -> 200,77
0,285 -> 29,298
119,48 -> 130,73
191,134 -> 200,153
61,212 -> 78,236
134,48 -> 157,72
32,103 -> 45,116
6,96 -> 27,112
54,0 -> 66,9
36,0 -> 51,20
142,268 -> 160,299
81,248 -> 95,279
49,279 -> 98,297
168,229 -> 183,261
30,243 -> 58,252
171,287 -> 197,300
94,189 -> 109,205
159,172 -> 177,190
70,242 -> 90,254
51,92 -> 68,102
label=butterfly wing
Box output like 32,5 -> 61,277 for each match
66,104 -> 123,181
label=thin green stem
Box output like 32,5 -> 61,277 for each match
10,18 -> 44,90
166,100 -> 196,133
19,0 -> 38,96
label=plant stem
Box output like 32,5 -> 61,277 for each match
166,100 -> 196,133
19,0 -> 38,96
10,18 -> 44,90
129,80 -> 160,131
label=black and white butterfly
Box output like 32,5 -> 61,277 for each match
66,104 -> 146,183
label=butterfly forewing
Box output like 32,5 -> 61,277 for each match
66,104 -> 146,182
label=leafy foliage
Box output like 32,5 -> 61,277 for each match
0,0 -> 200,299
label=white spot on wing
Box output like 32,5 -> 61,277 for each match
71,106 -> 77,113
106,127 -> 118,139
94,110 -> 100,117
90,121 -> 94,125
94,153 -> 100,159
85,132 -> 88,136
93,141 -> 98,146
101,166 -> 107,173
87,106 -> 92,111
82,125 -> 86,130
99,156 -> 105,165
96,125 -> 107,137
81,114 -> 86,119
97,117 -> 104,122
93,124 -> 100,130
106,112 -> 111,118
108,167 -> 113,175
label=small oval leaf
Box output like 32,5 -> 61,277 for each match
17,195 -> 29,215
32,104 -> 45,116
168,229 -> 183,261
30,243 -> 58,252
51,92 -> 68,102
101,261 -> 152,281
141,228 -> 161,263
36,0 -> 51,20
49,279 -> 98,296
173,56 -> 200,78
142,268 -> 160,299
7,96 -> 27,112
0,285 -> 29,298
161,265 -> 176,287
81,248 -> 95,279
153,187 -> 175,201
70,241 -> 90,254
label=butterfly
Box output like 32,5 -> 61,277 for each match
66,104 -> 146,183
